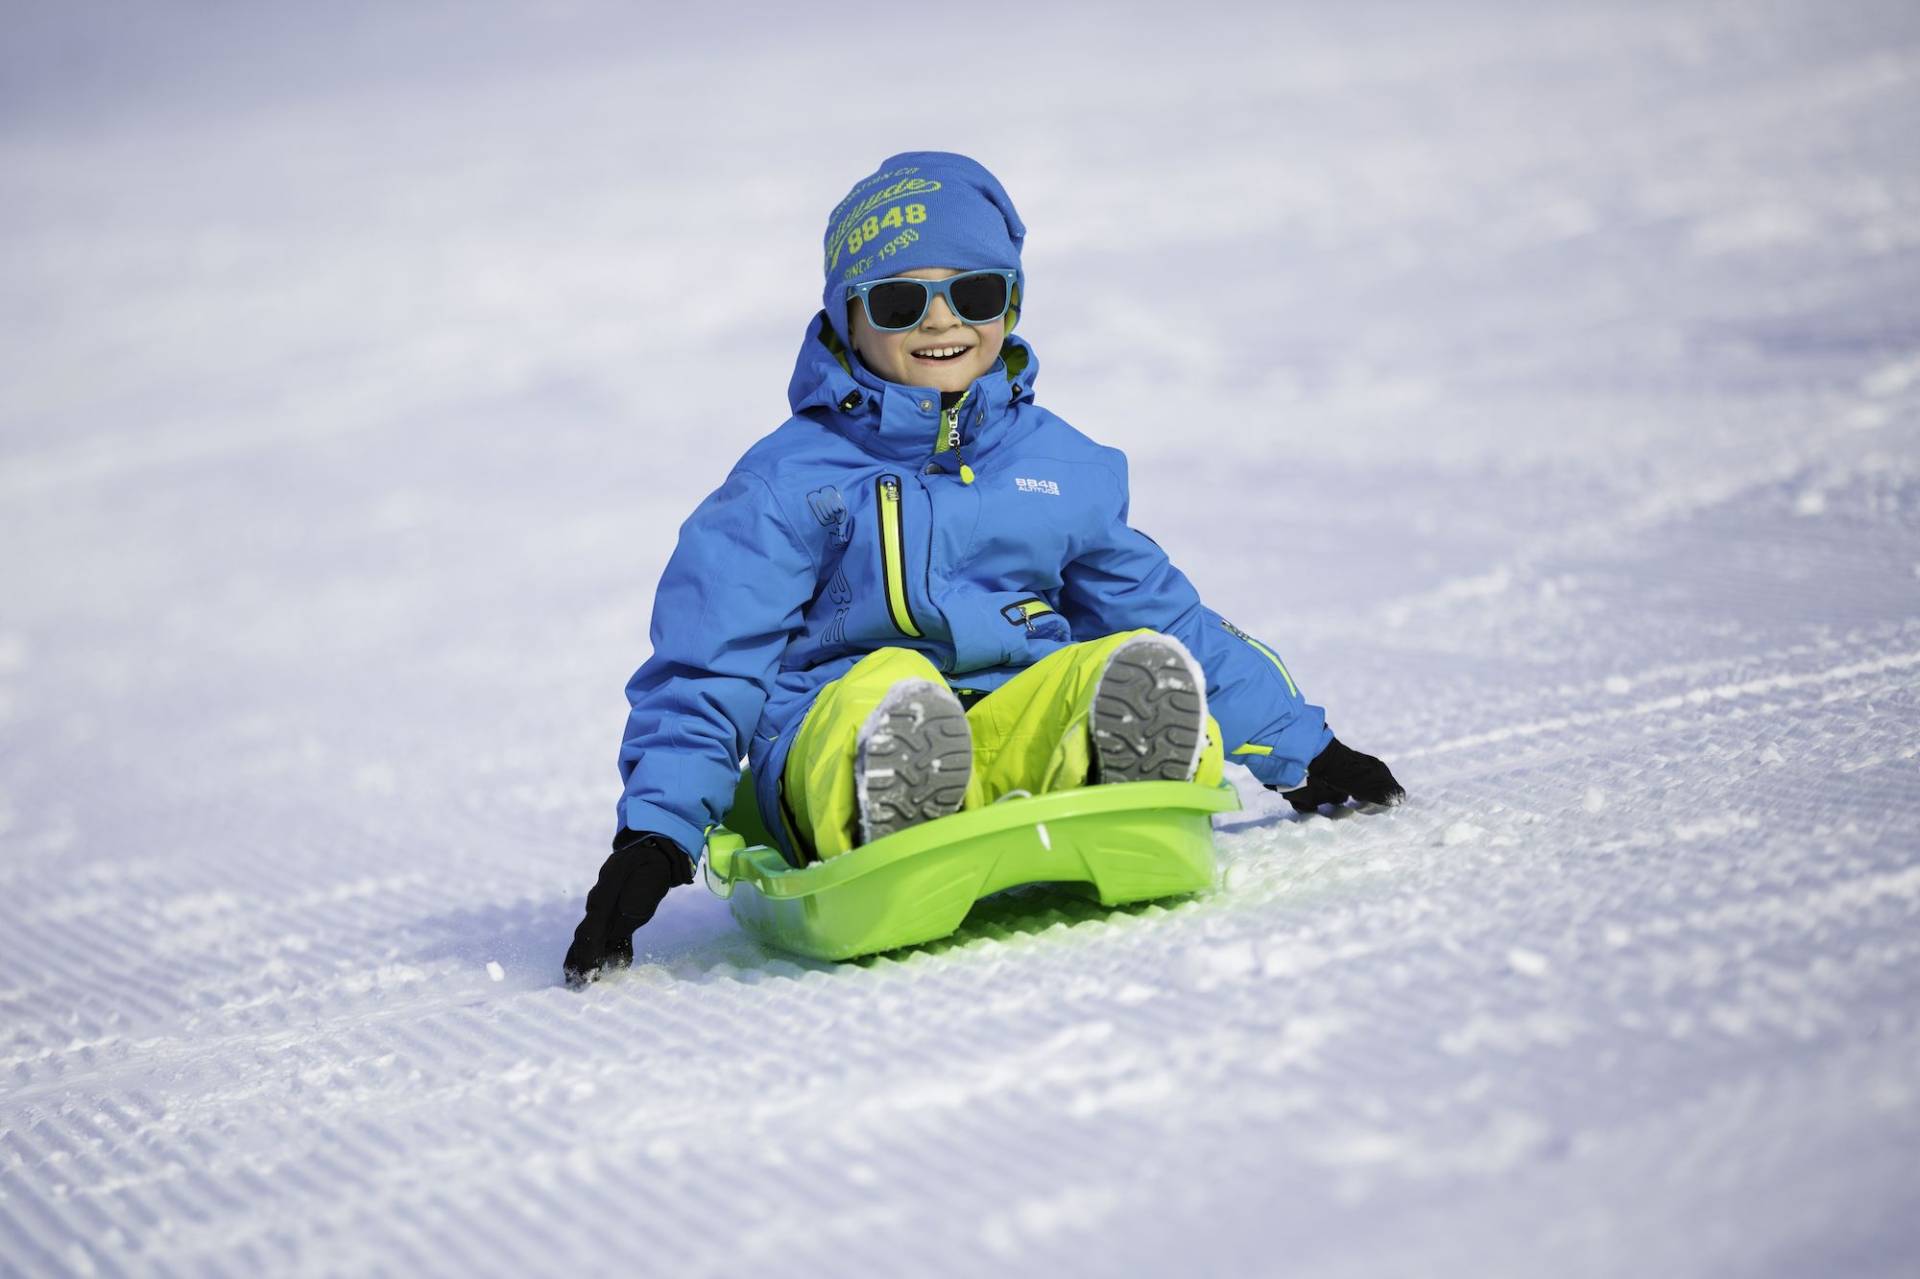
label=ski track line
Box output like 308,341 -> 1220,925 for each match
1332,1022 -> 1920,1279
1525,619 -> 1920,707
1400,647 -> 1920,761
0,981 -> 501,1109
1385,692 -> 1918,804
1370,428 -> 1920,631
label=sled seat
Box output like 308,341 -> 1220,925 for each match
702,772 -> 1239,961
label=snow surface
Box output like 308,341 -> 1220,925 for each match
4,2 -> 1920,1275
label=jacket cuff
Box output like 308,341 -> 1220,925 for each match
619,798 -> 704,872
1237,715 -> 1333,790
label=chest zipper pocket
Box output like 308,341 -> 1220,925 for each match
1000,598 -> 1057,629
876,474 -> 924,638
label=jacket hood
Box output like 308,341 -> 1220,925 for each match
784,311 -> 1040,464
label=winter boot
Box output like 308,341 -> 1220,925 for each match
1090,633 -> 1208,785
855,679 -> 973,845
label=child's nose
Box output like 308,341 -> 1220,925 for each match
922,293 -> 960,328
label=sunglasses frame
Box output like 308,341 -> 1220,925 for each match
847,269 -> 1018,332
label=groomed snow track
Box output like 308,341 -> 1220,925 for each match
3,3 -> 1918,1275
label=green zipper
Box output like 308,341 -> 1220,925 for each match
876,474 -> 923,638
1242,633 -> 1300,697
1219,617 -> 1300,698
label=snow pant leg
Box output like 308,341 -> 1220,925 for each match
783,647 -> 949,862
962,628 -> 1225,808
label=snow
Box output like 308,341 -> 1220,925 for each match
3,1 -> 1919,1275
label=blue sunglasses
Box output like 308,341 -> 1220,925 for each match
847,269 -> 1017,332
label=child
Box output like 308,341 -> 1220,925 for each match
565,152 -> 1403,985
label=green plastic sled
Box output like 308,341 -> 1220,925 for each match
701,772 -> 1240,961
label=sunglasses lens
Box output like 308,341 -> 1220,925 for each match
949,272 -> 1009,323
866,281 -> 928,330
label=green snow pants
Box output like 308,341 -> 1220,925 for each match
784,629 -> 1226,862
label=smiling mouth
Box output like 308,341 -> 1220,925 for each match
910,345 -> 970,362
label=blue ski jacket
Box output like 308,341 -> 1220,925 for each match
618,317 -> 1332,865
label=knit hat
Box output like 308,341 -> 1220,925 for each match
820,151 -> 1026,348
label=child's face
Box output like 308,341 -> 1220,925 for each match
847,267 -> 1007,394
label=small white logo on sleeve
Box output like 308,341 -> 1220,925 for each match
1015,477 -> 1061,495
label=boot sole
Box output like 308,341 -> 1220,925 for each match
856,681 -> 972,845
1091,635 -> 1207,784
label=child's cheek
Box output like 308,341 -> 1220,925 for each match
875,334 -> 908,374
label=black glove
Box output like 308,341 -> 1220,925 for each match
563,830 -> 694,988
1272,736 -> 1405,813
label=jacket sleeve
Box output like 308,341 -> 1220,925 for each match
617,469 -> 816,866
1057,450 -> 1331,789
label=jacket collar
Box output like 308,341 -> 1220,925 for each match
785,312 -> 1038,464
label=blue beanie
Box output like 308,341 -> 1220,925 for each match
820,151 -> 1026,348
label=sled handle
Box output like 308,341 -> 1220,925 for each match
703,827 -> 746,899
